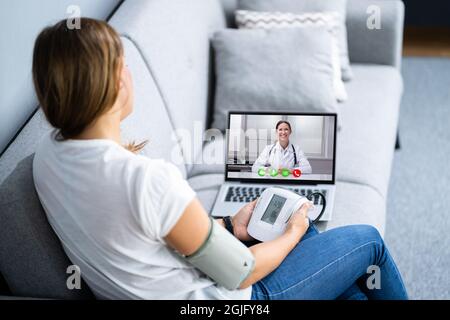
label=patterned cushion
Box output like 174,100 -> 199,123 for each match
236,10 -> 347,102
237,9 -> 337,28
212,27 -> 338,131
237,0 -> 352,81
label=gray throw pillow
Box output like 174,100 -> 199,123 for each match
212,28 -> 337,131
238,0 -> 352,81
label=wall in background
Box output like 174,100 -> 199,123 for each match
404,0 -> 450,27
0,0 -> 122,154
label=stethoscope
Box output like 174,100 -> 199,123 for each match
264,143 -> 326,223
264,143 -> 298,167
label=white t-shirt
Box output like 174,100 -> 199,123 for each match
33,130 -> 252,300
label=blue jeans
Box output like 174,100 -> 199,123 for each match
251,223 -> 408,300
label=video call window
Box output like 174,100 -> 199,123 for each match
226,113 -> 336,182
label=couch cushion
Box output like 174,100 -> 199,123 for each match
211,27 -> 337,131
188,173 -> 386,235
336,64 -> 403,198
321,180 -> 386,235
235,9 -> 348,103
110,0 -> 227,169
238,0 -> 352,81
0,155 -> 94,299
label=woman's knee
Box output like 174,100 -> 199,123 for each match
346,225 -> 387,267
351,225 -> 383,245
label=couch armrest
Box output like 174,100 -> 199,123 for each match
346,0 -> 405,69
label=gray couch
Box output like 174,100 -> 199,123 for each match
0,0 -> 405,299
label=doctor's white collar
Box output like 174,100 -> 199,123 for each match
274,141 -> 295,152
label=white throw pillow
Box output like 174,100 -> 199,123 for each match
236,10 -> 348,102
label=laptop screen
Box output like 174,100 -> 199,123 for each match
226,112 -> 337,184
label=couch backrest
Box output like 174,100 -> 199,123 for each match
0,154 -> 94,299
109,0 -> 228,169
218,0 -> 404,69
120,37 -> 188,176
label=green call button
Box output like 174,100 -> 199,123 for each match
269,168 -> 278,177
257,168 -> 266,177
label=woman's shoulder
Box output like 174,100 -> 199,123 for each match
34,129 -> 65,168
130,156 -> 191,209
129,155 -> 185,187
34,129 -> 57,153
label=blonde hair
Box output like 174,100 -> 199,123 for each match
32,18 -> 146,153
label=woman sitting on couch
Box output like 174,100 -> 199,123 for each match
31,18 -> 408,300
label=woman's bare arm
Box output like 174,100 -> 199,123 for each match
164,198 -> 210,256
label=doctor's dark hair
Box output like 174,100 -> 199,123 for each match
32,18 -> 146,153
275,120 -> 292,131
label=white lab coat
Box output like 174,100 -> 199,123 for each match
251,141 -> 312,173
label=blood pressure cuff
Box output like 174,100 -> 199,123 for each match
185,217 -> 255,290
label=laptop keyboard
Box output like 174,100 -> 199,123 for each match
225,186 -> 327,205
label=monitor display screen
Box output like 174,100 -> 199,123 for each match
226,112 -> 336,184
261,194 -> 287,225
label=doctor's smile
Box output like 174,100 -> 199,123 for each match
252,120 -> 312,176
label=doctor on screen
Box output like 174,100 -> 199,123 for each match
252,120 -> 312,174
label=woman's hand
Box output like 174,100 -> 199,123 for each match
238,201 -> 313,289
285,202 -> 313,242
232,200 -> 257,241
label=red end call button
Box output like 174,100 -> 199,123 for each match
292,169 -> 302,178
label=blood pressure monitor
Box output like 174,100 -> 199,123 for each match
247,187 -> 311,242
248,187 -> 326,242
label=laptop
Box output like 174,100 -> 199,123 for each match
211,111 -> 337,222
